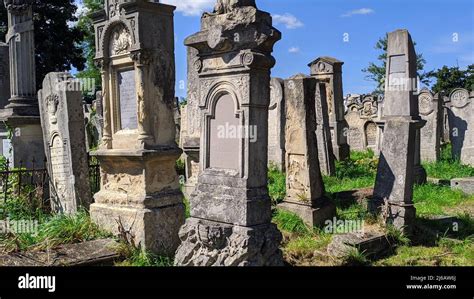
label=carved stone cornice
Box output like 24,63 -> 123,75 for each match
3,0 -> 33,12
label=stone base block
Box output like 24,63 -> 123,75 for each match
174,218 -> 284,266
90,202 -> 185,257
385,203 -> 416,235
277,198 -> 336,227
327,232 -> 393,260
451,177 -> 474,195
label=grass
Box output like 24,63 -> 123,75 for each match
272,209 -> 311,235
268,164 -> 286,205
115,242 -> 173,267
413,183 -> 474,216
423,144 -> 474,180
324,150 -> 377,193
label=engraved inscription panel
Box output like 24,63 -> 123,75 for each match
118,69 -> 138,130
366,122 -> 377,147
209,94 -> 239,170
50,135 -> 71,200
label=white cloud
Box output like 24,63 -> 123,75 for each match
272,13 -> 304,29
289,47 -> 300,54
161,0 -> 215,16
341,8 -> 375,18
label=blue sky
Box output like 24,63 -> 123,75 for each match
78,0 -> 474,98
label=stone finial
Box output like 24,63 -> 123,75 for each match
3,0 -> 33,11
211,0 -> 257,14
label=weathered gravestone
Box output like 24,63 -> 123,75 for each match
418,89 -> 443,162
0,0 -> 44,168
180,47 -> 201,199
345,95 -> 381,152
38,73 -> 92,214
174,0 -> 284,266
0,43 -> 11,158
309,57 -> 350,162
278,75 -> 336,227
268,77 -> 285,170
86,91 -> 104,150
314,79 -> 336,176
442,95 -> 451,144
89,0 -> 185,256
448,88 -> 474,166
373,29 -> 425,235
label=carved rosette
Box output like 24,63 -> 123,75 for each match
418,92 -> 434,116
450,88 -> 470,109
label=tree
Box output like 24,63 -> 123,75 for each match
76,0 -> 104,102
427,64 -> 474,95
0,0 -> 86,90
362,34 -> 429,94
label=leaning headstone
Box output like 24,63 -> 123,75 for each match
89,0 -> 185,256
418,89 -> 443,162
448,88 -> 474,166
314,80 -> 336,176
38,73 -> 92,214
373,29 -> 425,235
309,56 -> 350,161
175,1 -> 284,266
278,75 -> 336,227
0,0 -> 44,168
180,47 -> 202,199
268,77 -> 285,170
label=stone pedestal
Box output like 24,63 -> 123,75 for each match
309,57 -> 349,162
89,0 -> 185,256
277,75 -> 335,227
372,29 -> 423,235
175,1 -> 284,266
0,0 -> 44,168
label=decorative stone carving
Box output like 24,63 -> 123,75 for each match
175,1 -> 283,266
89,0 -> 185,256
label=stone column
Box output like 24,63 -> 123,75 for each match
0,0 -> 44,168
174,1 -> 284,266
315,81 -> 336,176
372,29 -> 425,235
277,75 -> 335,227
309,57 -> 350,161
0,43 -> 9,110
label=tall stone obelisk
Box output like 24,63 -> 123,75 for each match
372,29 -> 425,235
1,0 -> 44,168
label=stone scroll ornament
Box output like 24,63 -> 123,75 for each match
174,0 -> 284,266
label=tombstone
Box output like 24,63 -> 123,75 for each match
0,0 -> 44,168
373,29 -> 425,235
174,1 -> 284,266
309,57 -> 350,161
448,88 -> 474,166
85,92 -> 104,151
278,76 -> 336,227
442,95 -> 451,144
418,89 -> 443,162
38,72 -> 92,214
314,80 -> 336,176
0,43 -> 11,157
268,77 -> 285,170
173,97 -> 181,144
180,47 -> 202,199
89,0 -> 185,256
345,95 -> 380,152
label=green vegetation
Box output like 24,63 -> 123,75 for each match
115,242 -> 173,267
324,150 -> 377,193
273,209 -> 310,235
268,165 -> 286,205
413,184 -> 473,216
423,144 -> 474,180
